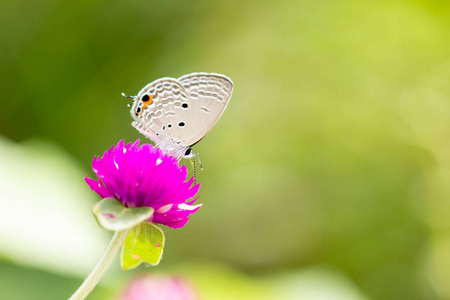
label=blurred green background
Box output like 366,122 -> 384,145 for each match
1,0 -> 450,299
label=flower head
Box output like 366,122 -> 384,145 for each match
85,140 -> 201,228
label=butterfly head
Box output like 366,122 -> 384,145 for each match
183,147 -> 195,159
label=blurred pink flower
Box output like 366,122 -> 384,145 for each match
119,275 -> 199,300
85,140 -> 201,228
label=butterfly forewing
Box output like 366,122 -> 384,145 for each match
131,78 -> 192,145
177,73 -> 233,146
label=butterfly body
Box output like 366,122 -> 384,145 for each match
129,73 -> 233,159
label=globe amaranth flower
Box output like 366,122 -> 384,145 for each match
85,140 -> 201,228
120,275 -> 198,300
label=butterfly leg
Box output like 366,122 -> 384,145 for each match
191,149 -> 203,171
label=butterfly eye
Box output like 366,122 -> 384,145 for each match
184,148 -> 192,156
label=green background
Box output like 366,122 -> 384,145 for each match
1,0 -> 450,299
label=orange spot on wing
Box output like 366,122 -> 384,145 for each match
142,95 -> 153,109
138,95 -> 153,115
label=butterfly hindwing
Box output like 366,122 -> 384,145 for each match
131,78 -> 191,145
177,73 -> 233,146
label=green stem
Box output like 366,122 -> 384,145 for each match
68,229 -> 131,300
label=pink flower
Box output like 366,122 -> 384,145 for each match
119,275 -> 198,300
85,140 -> 201,228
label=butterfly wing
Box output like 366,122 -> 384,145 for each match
177,72 -> 233,146
130,77 -> 192,145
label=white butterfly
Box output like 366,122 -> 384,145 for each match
123,72 -> 233,160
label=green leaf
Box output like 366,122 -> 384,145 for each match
93,198 -> 154,231
121,222 -> 165,270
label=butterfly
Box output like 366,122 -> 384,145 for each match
123,73 -> 233,162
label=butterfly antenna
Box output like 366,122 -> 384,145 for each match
121,93 -> 135,99
193,158 -> 197,185
122,93 -> 136,107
